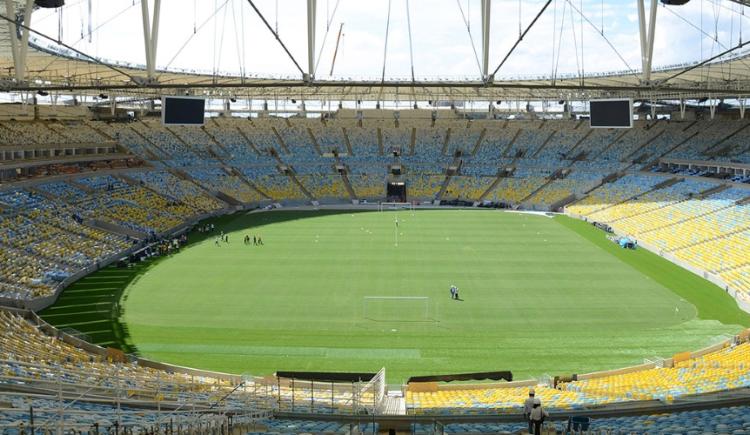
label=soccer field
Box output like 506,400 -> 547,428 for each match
44,209 -> 750,383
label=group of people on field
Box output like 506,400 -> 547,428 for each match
243,235 -> 263,246
215,231 -> 230,246
211,229 -> 265,247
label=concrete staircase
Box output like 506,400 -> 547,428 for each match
228,167 -> 272,200
530,130 -> 556,158
200,124 -> 231,157
271,127 -> 291,154
340,171 -> 358,202
441,128 -> 452,155
574,176 -> 683,218
622,129 -> 665,162
306,127 -> 324,155
501,129 -> 522,157
478,170 -> 512,202
376,128 -> 385,156
234,126 -> 263,155
285,169 -> 315,202
703,123 -> 750,156
127,125 -> 166,161
341,127 -> 355,156
470,128 -> 487,156
167,168 -> 234,207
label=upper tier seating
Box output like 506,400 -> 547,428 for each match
187,168 -> 265,203
565,173 -> 662,216
128,170 -> 225,212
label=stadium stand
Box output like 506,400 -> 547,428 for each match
409,405 -> 750,434
186,167 -> 266,203
0,309 -> 272,433
442,176 -> 496,201
349,173 -> 385,199
2,115 -> 750,431
129,170 -> 226,212
406,340 -> 750,415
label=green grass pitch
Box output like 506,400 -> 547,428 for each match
41,210 -> 750,383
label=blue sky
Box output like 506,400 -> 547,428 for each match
29,0 -> 750,80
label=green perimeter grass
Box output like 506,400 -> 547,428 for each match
41,210 -> 750,383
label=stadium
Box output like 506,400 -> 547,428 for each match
1,0 -> 750,433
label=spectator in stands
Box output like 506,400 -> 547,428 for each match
523,389 -> 535,433
529,397 -> 549,435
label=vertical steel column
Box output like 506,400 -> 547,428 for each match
481,0 -> 491,81
637,0 -> 658,82
307,0 -> 317,79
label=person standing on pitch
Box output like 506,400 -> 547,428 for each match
523,389 -> 535,433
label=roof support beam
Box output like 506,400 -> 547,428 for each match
3,0 -> 19,81
140,0 -> 162,81
17,0 -> 33,81
481,0 -> 491,81
637,0 -> 658,83
3,0 -> 34,82
307,0 -> 316,80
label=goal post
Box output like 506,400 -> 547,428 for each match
362,296 -> 436,322
378,201 -> 414,212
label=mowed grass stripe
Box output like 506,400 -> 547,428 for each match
105,210 -> 748,382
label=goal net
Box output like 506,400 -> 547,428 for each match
378,201 -> 414,211
363,296 -> 436,322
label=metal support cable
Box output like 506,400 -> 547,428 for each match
456,0 -> 483,79
163,0 -> 229,72
313,0 -> 341,76
491,0 -> 553,78
661,3 -> 750,73
569,2 -> 581,78
0,11 -> 137,82
406,0 -> 416,83
37,1 -> 143,76
380,0 -> 392,84
659,38 -> 750,85
564,0 -> 639,79
245,0 -> 305,76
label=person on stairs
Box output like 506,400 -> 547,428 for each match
529,397 -> 549,435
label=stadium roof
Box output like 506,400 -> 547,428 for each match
1,0 -> 750,102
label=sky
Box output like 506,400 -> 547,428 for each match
26,0 -> 750,82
